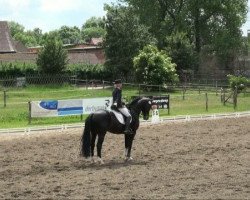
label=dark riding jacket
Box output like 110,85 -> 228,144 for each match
112,88 -> 123,108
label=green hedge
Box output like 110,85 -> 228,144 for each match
227,74 -> 249,91
66,63 -> 111,80
0,62 -> 37,77
0,62 -> 111,80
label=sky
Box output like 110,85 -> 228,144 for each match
0,0 -> 114,32
242,2 -> 250,36
0,0 -> 249,35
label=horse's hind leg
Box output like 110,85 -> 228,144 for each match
90,132 -> 97,162
96,132 -> 106,164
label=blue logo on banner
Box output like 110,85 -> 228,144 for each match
58,107 -> 83,116
40,101 -> 58,110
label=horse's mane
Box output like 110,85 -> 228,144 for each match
128,97 -> 142,108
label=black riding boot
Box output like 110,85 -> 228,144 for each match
124,116 -> 132,134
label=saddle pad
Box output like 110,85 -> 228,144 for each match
111,110 -> 132,125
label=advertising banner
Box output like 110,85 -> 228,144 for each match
152,96 -> 169,109
132,95 -> 169,109
31,97 -> 112,118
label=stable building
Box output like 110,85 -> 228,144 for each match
0,21 -> 105,65
0,21 -> 16,53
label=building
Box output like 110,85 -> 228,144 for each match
0,21 -> 16,53
0,21 -> 105,65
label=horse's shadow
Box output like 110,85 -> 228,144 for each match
73,159 -> 148,170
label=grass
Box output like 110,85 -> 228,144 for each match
0,84 -> 249,128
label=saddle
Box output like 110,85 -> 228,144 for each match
110,109 -> 132,125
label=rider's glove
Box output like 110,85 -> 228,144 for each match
111,103 -> 117,110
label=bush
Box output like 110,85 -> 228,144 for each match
0,62 -> 37,78
67,63 -> 111,80
133,45 -> 179,85
227,74 -> 249,91
36,36 -> 68,74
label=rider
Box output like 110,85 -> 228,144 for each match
112,79 -> 132,134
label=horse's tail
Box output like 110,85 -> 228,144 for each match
80,114 -> 93,158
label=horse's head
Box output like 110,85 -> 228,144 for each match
137,98 -> 153,120
128,97 -> 153,120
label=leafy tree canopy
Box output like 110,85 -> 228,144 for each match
133,45 -> 179,85
104,4 -> 155,79
121,0 -> 248,69
81,17 -> 106,42
165,32 -> 198,72
58,25 -> 82,44
36,36 -> 68,74
8,21 -> 42,47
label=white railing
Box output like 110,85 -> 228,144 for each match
0,111 -> 250,135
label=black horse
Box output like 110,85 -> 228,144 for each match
80,97 -> 152,164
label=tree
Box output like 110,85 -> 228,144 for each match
13,32 -> 38,47
81,17 -> 106,42
36,36 -> 68,74
31,28 -> 43,45
121,0 -> 248,69
165,32 -> 198,72
121,0 -> 186,48
187,0 -> 247,55
8,21 -> 25,36
104,5 -> 155,79
58,26 -> 81,44
8,21 -> 43,47
133,45 -> 178,85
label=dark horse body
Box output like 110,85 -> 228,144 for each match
80,98 -> 152,163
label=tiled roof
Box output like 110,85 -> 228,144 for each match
13,41 -> 28,52
0,21 -> 16,53
90,38 -> 103,46
0,51 -> 105,65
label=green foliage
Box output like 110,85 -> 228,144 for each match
67,64 -> 110,80
227,74 -> 249,91
36,36 -> 68,74
0,62 -> 37,77
165,32 -> 198,72
121,0 -> 186,47
8,17 -> 106,47
81,17 -> 106,42
58,26 -> 82,44
133,45 -> 179,85
82,27 -> 106,42
13,32 -> 38,47
122,0 -> 248,69
83,17 -> 105,29
0,62 -> 110,80
8,21 -> 43,47
104,5 -> 155,79
8,21 -> 25,36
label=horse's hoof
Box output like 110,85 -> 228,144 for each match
86,157 -> 94,163
125,157 -> 133,162
96,157 -> 104,165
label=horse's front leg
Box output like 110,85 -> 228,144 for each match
124,132 -> 135,161
96,133 -> 106,164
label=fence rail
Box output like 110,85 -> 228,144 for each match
0,74 -> 249,92
0,111 -> 249,135
0,74 -> 231,87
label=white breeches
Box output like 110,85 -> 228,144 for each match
118,107 -> 131,118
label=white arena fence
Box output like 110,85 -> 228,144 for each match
0,111 -> 250,135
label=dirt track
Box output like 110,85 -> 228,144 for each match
0,117 -> 249,199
